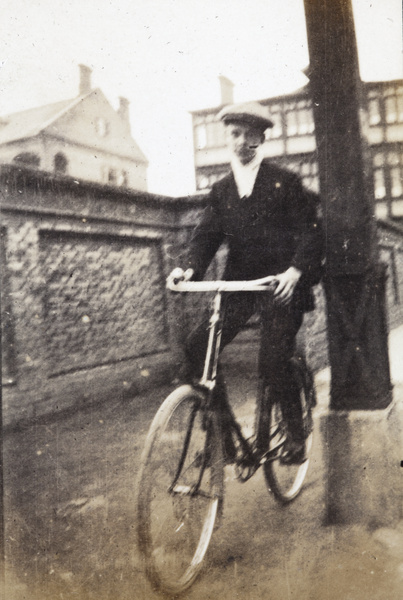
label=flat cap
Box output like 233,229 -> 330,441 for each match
217,101 -> 273,131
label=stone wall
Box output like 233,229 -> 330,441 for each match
1,164 -> 403,427
0,165 -> 204,426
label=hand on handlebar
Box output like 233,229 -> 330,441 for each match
167,267 -> 195,288
273,267 -> 302,305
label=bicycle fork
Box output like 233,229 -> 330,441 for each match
166,296 -> 225,499
199,291 -> 223,392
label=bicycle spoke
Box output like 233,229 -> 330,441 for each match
137,386 -> 223,594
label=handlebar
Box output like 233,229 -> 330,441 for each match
166,276 -> 279,293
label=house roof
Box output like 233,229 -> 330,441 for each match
0,90 -> 148,164
0,97 -> 79,145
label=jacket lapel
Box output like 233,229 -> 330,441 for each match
250,162 -> 281,212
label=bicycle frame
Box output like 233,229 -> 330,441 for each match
167,277 -> 283,477
168,275 -> 277,390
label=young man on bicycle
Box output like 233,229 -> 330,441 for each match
169,101 -> 323,464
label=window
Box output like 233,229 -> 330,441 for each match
206,119 -> 222,147
300,160 -> 319,192
384,86 -> 403,124
285,102 -> 314,137
368,97 -> 381,126
195,114 -> 224,150
285,160 -> 318,191
374,169 -> 386,199
108,168 -> 117,184
373,152 -> 385,168
388,153 -> 403,198
385,95 -> 397,123
54,152 -> 68,174
286,111 -> 298,136
390,167 -> 402,198
298,108 -> 314,134
265,106 -> 282,139
95,117 -> 109,137
13,152 -> 40,167
373,152 -> 386,200
195,124 -> 207,150
372,150 -> 403,211
117,170 -> 129,187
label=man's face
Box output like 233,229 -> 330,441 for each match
224,122 -> 265,165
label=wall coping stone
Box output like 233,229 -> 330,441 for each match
0,163 -> 207,210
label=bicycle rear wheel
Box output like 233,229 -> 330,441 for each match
137,385 -> 224,595
264,360 -> 314,503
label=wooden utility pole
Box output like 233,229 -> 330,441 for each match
303,0 -> 400,525
303,0 -> 391,410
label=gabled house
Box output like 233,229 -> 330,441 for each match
0,64 -> 148,191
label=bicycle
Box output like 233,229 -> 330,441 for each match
136,276 -> 316,595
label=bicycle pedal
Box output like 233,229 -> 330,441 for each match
234,453 -> 260,481
258,453 -> 268,465
235,462 -> 259,482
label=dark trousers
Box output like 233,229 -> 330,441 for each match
184,292 -> 305,444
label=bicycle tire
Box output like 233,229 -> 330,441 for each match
263,359 -> 314,503
137,385 -> 224,595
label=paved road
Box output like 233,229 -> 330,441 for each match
3,328 -> 403,600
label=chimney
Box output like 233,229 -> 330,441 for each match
219,75 -> 234,105
79,64 -> 92,95
118,96 -> 131,129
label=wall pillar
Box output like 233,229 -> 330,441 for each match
6,222 -> 48,406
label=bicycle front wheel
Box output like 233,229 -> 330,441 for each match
137,385 -> 224,595
264,361 -> 314,503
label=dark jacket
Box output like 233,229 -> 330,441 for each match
186,160 -> 324,310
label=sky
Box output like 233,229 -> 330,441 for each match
1,0 -> 402,196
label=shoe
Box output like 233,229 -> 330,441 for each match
280,439 -> 307,465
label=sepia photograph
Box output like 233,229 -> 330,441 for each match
0,1 -> 402,598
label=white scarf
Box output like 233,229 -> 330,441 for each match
231,147 -> 263,198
